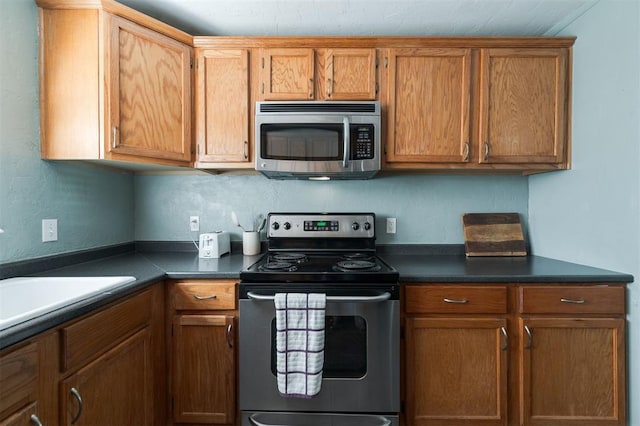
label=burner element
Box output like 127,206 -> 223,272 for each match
342,252 -> 374,261
259,262 -> 298,272
334,260 -> 382,272
272,253 -> 308,263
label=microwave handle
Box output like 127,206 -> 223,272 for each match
343,116 -> 350,168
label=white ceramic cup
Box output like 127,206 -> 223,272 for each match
242,231 -> 260,255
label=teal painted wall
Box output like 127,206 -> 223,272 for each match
0,0 -> 134,264
134,173 -> 528,244
528,0 -> 640,422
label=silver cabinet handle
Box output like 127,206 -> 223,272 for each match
112,126 -> 118,149
249,414 -> 391,426
247,291 -> 391,303
483,142 -> 489,161
30,414 -> 43,426
342,116 -> 350,168
327,78 -> 332,97
226,323 -> 233,348
524,325 -> 532,349
308,78 -> 314,98
193,294 -> 217,300
463,141 -> 469,161
560,298 -> 585,304
243,140 -> 248,160
500,326 -> 508,351
443,298 -> 468,304
70,387 -> 83,424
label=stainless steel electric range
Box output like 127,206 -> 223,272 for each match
239,212 -> 400,426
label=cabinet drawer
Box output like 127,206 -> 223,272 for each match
519,285 -> 625,314
0,343 -> 38,419
61,288 -> 153,372
172,280 -> 236,310
405,285 -> 507,314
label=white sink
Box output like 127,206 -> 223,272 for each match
0,276 -> 136,330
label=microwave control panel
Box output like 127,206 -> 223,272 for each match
352,125 -> 375,159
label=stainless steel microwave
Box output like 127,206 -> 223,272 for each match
254,101 -> 381,180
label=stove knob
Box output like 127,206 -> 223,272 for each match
283,222 -> 291,230
364,221 -> 372,231
271,222 -> 280,230
352,222 -> 360,231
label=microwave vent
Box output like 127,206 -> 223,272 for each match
258,102 -> 378,114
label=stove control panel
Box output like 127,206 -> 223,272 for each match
268,213 -> 375,238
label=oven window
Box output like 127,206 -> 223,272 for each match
271,316 -> 367,378
261,124 -> 343,161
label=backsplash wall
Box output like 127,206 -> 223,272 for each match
134,173 -> 529,245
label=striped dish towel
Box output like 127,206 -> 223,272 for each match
274,293 -> 326,398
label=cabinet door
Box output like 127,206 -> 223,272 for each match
0,402 -> 40,426
60,329 -> 153,426
478,48 -> 568,164
172,315 -> 235,424
386,48 -> 471,164
195,49 -> 250,165
325,48 -> 377,100
260,48 -> 315,100
519,318 -> 625,426
107,15 -> 192,163
406,317 -> 508,426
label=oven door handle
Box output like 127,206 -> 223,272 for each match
248,414 -> 392,426
246,291 -> 391,303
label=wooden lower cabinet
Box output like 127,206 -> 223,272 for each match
168,280 -> 238,425
0,283 -> 165,426
60,329 -> 153,425
403,283 -> 627,426
406,317 -> 508,425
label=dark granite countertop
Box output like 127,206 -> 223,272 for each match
0,244 -> 633,350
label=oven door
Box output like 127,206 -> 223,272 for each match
239,287 -> 399,414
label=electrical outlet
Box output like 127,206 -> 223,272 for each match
386,217 -> 396,234
42,219 -> 58,242
190,216 -> 200,232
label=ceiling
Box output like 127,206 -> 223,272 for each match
117,0 -> 598,37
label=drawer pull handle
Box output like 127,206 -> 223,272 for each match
524,325 -> 532,349
193,294 -> 217,300
30,415 -> 43,426
560,298 -> 585,304
70,387 -> 83,424
443,298 -> 468,304
500,326 -> 508,350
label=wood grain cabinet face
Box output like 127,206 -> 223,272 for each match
406,317 -> 508,426
0,344 -> 39,425
195,49 -> 251,166
60,329 -> 153,426
169,280 -> 237,425
478,48 -> 568,165
385,48 -> 472,164
519,318 -> 625,426
108,15 -> 192,163
38,7 -> 192,167
260,48 -> 315,100
518,285 -> 626,426
404,285 -> 509,426
324,48 -> 377,100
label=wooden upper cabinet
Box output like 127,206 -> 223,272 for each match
195,49 -> 251,167
324,48 -> 377,100
385,48 -> 472,164
260,48 -> 315,100
38,4 -> 193,167
107,15 -> 192,163
478,48 -> 568,165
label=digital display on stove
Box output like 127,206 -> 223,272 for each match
304,220 -> 339,231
